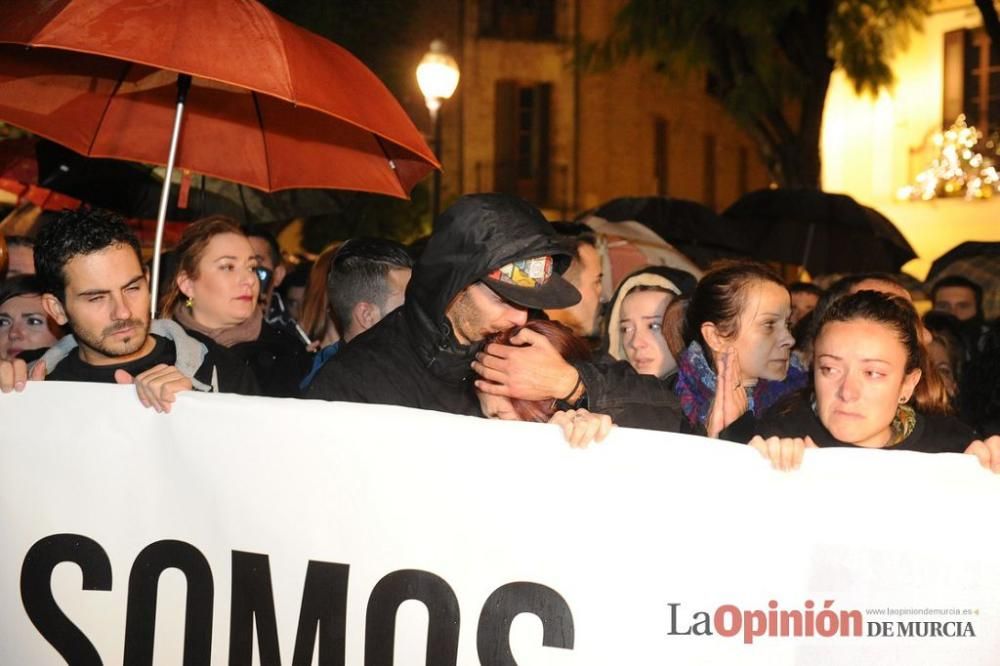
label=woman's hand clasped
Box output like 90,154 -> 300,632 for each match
706,347 -> 749,438
748,435 -> 817,471
549,408 -> 614,448
965,435 -> 1000,473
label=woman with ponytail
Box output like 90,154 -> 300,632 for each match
676,260 -> 808,437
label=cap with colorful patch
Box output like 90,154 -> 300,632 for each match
482,256 -> 581,309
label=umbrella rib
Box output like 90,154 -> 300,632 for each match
250,91 -> 273,192
87,61 -> 130,158
372,134 -> 405,191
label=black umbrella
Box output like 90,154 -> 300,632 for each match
926,242 -> 1000,320
159,171 -> 346,225
723,189 -> 916,276
36,138 -> 344,224
583,196 -> 755,267
927,241 -> 1000,281
35,139 -> 240,221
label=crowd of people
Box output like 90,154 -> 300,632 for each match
2,193 -> 999,469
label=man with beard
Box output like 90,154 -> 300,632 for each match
307,193 -> 683,431
544,223 -> 604,341
0,209 -> 255,410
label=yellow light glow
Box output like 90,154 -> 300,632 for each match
416,40 -> 459,112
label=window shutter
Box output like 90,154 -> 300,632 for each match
494,80 -> 518,193
478,0 -> 496,36
654,118 -> 669,196
943,29 -> 966,127
534,83 -> 552,203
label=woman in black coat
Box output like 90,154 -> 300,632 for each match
160,217 -> 311,398
720,290 -> 1000,472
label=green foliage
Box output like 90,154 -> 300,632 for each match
585,0 -> 927,99
583,0 -> 931,186
0,122 -> 29,139
831,0 -> 929,95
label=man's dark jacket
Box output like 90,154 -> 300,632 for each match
307,193 -> 683,430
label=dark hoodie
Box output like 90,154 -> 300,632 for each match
305,194 -> 576,415
306,194 -> 686,431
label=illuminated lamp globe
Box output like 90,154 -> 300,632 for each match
417,40 -> 460,114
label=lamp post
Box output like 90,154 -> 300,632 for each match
417,40 -> 460,222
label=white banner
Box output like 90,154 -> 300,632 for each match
1,382 -> 999,665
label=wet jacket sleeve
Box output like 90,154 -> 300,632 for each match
574,357 -> 684,432
196,348 -> 261,396
304,358 -> 371,403
717,412 -> 757,443
220,363 -> 261,396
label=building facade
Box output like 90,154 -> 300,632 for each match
822,0 -> 1000,278
401,0 -> 771,220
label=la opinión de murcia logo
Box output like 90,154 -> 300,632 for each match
668,601 -> 978,644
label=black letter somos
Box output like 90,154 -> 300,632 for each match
123,540 -> 214,665
21,537 -> 574,665
229,552 -> 350,666
230,551 -> 282,665
477,582 -> 574,666
292,560 -> 350,666
20,534 -> 112,666
364,569 -> 460,665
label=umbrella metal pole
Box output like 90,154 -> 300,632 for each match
150,74 -> 192,318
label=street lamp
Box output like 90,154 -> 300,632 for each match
417,39 -> 460,221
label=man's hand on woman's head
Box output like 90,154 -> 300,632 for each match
473,327 -> 580,402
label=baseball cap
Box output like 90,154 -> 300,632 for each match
482,255 -> 581,310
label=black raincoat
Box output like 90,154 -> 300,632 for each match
307,193 -> 685,430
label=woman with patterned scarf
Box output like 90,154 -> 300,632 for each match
674,261 -> 809,437
722,290 -> 1000,473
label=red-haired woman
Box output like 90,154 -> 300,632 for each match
477,319 -> 613,447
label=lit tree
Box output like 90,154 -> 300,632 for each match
897,115 -> 1000,200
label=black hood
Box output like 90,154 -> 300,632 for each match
404,193 -> 576,381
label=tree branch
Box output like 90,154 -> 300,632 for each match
975,0 -> 1000,46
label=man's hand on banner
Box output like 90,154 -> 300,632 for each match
748,435 -> 817,471
114,364 -> 193,413
473,328 -> 582,402
549,408 -> 614,448
0,358 -> 45,393
965,435 -> 1000,473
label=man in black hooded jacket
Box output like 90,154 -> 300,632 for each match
306,193 -> 682,430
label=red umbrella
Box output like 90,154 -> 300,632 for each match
0,0 -> 438,312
